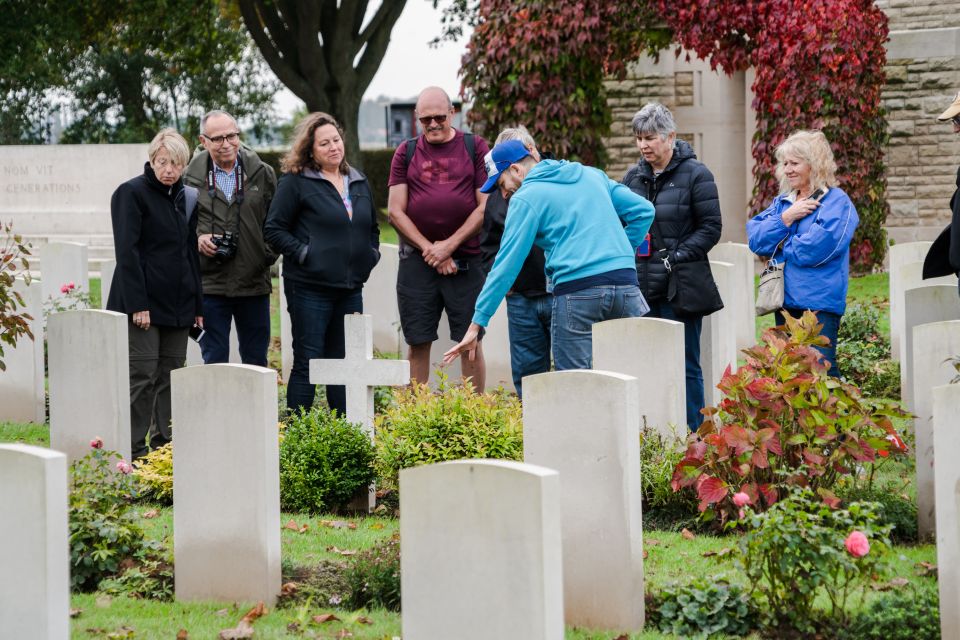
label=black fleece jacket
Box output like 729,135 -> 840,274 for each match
107,162 -> 203,327
621,140 -> 722,302
264,167 -> 380,289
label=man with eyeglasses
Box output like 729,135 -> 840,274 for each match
387,86 -> 491,389
183,109 -> 278,366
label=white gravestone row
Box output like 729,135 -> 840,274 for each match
593,317 -> 686,441
99,258 -> 116,310
0,277 -> 45,423
702,260 -> 738,408
40,241 -> 89,309
708,242 -> 757,351
171,364 -> 282,605
48,309 -> 131,463
400,460 -> 564,640
911,320 -> 960,541
901,285 -> 960,412
888,241 -> 933,362
894,261 -> 956,363
934,383 -> 960,640
0,444 -> 69,640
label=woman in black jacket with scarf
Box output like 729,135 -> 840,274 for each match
265,112 -> 380,415
107,128 -> 203,460
622,103 -> 723,431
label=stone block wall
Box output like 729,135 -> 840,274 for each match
876,0 -> 960,30
603,72 -> 675,179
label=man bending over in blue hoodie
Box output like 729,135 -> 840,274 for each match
443,139 -> 656,371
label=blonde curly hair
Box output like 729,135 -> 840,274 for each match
775,130 -> 838,195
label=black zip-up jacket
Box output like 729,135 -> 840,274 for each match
479,189 -> 548,297
923,166 -> 960,279
107,162 -> 203,327
264,167 -> 380,289
621,139 -> 722,302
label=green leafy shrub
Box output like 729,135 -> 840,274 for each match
344,533 -> 400,611
132,442 -> 173,504
836,483 -> 917,544
374,374 -> 523,488
672,311 -> 911,524
839,586 -> 939,640
737,488 -> 892,635
836,303 -> 900,399
98,556 -> 174,601
649,576 -> 758,639
70,442 -> 163,591
639,424 -> 700,531
279,408 -> 376,514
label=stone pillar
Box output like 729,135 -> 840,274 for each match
400,460 -> 563,640
0,444 -> 69,640
172,364 -> 281,605
0,277 -> 45,423
524,370 -> 645,631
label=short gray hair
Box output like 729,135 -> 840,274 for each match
495,125 -> 537,147
200,110 -> 237,135
148,128 -> 190,167
631,103 -> 677,139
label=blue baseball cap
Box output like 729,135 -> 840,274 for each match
479,139 -> 531,193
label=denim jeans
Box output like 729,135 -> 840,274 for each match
200,294 -> 270,366
284,280 -> 363,415
647,301 -> 704,431
551,284 -> 648,371
506,294 -> 553,398
776,307 -> 842,377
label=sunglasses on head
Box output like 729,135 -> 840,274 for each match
418,114 -> 448,126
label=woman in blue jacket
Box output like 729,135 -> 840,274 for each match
747,130 -> 858,376
265,112 -> 380,415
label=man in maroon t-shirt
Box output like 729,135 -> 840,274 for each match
387,86 -> 490,389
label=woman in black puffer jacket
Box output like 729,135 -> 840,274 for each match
622,103 -> 722,431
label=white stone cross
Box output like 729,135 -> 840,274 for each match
309,313 -> 410,439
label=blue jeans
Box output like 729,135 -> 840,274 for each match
776,307 -> 841,377
200,294 -> 270,366
506,294 -> 552,398
551,284 -> 648,371
647,301 -> 704,431
284,280 -> 363,415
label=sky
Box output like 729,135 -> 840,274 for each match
272,1 -> 473,118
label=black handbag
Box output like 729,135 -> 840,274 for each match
648,218 -> 724,318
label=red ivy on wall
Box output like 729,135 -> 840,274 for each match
462,0 -> 889,270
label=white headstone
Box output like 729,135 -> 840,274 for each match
400,460 -> 564,640
889,241 -> 934,361
0,444 -> 69,640
432,300 -> 514,391
524,370 -> 645,630
934,383 -> 960,638
185,319 -> 241,366
99,258 -> 116,310
893,260 -> 956,362
701,261 -> 738,407
594,317 -> 685,440
172,364 -> 281,604
365,244 -> 403,356
709,242 -> 757,351
40,241 -> 88,307
0,277 -> 45,423
901,285 -> 960,411
912,321 -> 960,541
278,258 -> 293,383
48,310 -> 130,463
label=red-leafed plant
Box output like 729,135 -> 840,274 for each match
671,311 -> 910,525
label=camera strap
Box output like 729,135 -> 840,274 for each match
205,154 -> 245,236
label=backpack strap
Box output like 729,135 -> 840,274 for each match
403,136 -> 418,170
183,185 -> 199,223
402,132 -> 477,174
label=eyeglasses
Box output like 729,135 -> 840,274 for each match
418,114 -> 448,126
203,132 -> 240,146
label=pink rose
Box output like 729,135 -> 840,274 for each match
116,460 -> 132,475
89,437 -> 104,449
738,508 -> 745,520
732,492 -> 750,507
845,531 -> 870,558
67,282 -> 75,290
60,284 -> 70,294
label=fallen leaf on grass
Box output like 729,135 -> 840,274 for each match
320,520 -> 357,530
280,582 -> 299,596
369,523 -> 385,530
219,602 -> 267,640
313,613 -> 341,624
612,635 -> 629,640
105,626 -> 135,639
283,519 -> 309,534
326,545 -> 358,556
681,528 -> 696,540
215,609 -> 230,617
873,577 -> 910,591
645,538 -> 660,546
642,550 -> 648,560
334,631 -> 353,638
702,547 -> 734,558
286,622 -> 301,633
69,608 -> 83,618
84,629 -> 107,635
916,561 -> 938,577
142,509 -> 159,519
356,616 -> 373,625
177,630 -> 189,640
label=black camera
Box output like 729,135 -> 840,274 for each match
211,231 -> 238,264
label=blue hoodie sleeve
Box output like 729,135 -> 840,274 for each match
471,197 -> 539,327
747,198 -> 791,257
607,179 -> 655,248
782,193 -> 859,267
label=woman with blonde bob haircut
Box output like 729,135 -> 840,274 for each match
107,127 -> 203,459
747,129 -> 859,375
265,112 -> 380,415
